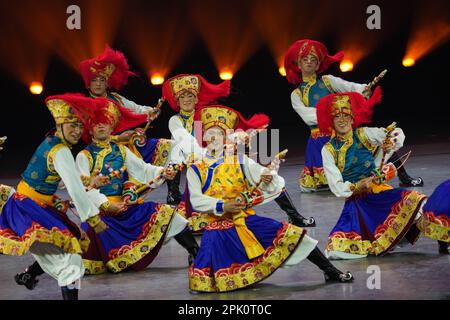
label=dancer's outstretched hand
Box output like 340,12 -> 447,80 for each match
223,200 -> 245,214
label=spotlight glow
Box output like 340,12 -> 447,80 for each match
150,74 -> 165,85
29,81 -> 43,95
402,57 -> 415,67
219,71 -> 233,80
340,60 -> 354,72
278,66 -> 286,76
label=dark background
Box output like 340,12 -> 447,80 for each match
0,0 -> 449,178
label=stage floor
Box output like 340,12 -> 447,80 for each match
1,142 -> 450,300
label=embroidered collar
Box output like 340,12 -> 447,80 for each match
302,74 -> 317,83
92,138 -> 112,149
179,109 -> 194,119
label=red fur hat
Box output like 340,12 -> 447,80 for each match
81,97 -> 147,144
284,39 -> 344,86
79,45 -> 136,91
162,74 -> 231,112
316,87 -> 383,135
45,93 -> 97,125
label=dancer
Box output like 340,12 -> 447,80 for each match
76,98 -> 199,274
79,46 -> 176,202
187,105 -> 353,293
416,179 -> 450,254
8,94 -> 106,299
163,74 -> 315,229
284,39 -> 423,192
315,89 -> 437,259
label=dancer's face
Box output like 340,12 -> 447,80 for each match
89,76 -> 108,97
92,123 -> 113,141
298,54 -> 319,74
204,127 -> 225,153
177,92 -> 198,112
60,121 -> 84,145
333,113 -> 353,136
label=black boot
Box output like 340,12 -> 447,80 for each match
389,152 -> 424,187
175,227 -> 199,265
167,171 -> 182,205
61,286 -> 78,300
307,247 -> 354,283
438,241 -> 450,254
274,190 -> 316,227
15,261 -> 44,290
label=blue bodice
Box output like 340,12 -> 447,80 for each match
327,129 -> 376,183
84,143 -> 127,196
22,135 -> 65,195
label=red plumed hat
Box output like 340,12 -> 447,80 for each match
316,87 -> 383,135
162,74 -> 231,112
45,93 -> 97,125
81,97 -> 148,144
284,39 -> 344,86
79,45 -> 136,91
193,104 -> 270,146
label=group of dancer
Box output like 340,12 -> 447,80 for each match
0,39 -> 448,300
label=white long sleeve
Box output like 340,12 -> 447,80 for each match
75,152 -> 108,208
290,90 -> 318,126
326,75 -> 367,93
53,147 -> 99,221
241,155 -> 284,203
321,147 -> 354,198
168,115 -> 205,162
364,127 -> 405,167
187,167 -> 223,215
117,94 -> 153,115
124,147 -> 165,188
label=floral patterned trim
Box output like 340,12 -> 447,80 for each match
151,139 -> 171,167
327,190 -> 427,256
371,191 -> 426,255
326,231 -> 373,255
189,223 -> 305,292
355,128 -> 377,154
104,204 -> 176,273
83,259 -> 107,275
417,211 -> 450,242
0,184 -> 12,213
0,221 -> 88,256
299,166 -> 328,190
188,213 -> 211,233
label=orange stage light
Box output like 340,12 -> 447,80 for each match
278,66 -> 286,76
402,57 -> 415,67
340,60 -> 354,72
29,81 -> 43,95
150,74 -> 165,85
219,71 -> 233,80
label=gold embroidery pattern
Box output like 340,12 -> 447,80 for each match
47,144 -> 66,174
356,128 -> 377,153
95,204 -> 176,274
321,75 -> 335,93
189,223 -> 305,292
417,211 -> 450,242
0,184 -> 12,213
0,221 -> 88,256
299,166 -> 328,190
83,259 -> 107,275
151,139 -> 171,167
327,191 -> 427,255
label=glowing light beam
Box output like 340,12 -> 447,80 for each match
29,81 -> 43,95
340,60 -> 354,72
